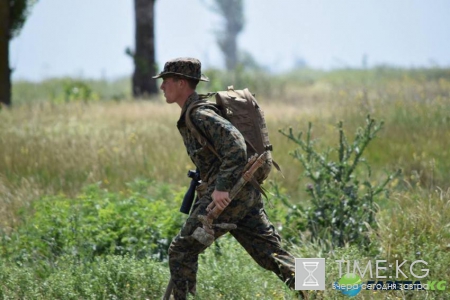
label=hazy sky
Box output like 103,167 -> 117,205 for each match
10,0 -> 450,81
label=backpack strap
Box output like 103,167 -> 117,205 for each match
185,100 -> 221,160
272,160 -> 282,174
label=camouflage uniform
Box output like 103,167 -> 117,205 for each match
169,92 -> 297,299
155,58 -> 297,300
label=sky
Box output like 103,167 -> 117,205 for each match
9,0 -> 450,81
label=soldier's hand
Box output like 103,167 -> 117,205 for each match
208,190 -> 231,212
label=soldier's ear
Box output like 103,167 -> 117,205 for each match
178,78 -> 187,88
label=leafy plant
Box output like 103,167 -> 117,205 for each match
62,80 -> 99,102
279,115 -> 400,249
1,180 -> 185,264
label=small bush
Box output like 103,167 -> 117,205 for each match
1,179 -> 185,264
62,80 -> 99,103
278,116 -> 399,249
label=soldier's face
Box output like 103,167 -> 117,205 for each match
160,77 -> 182,105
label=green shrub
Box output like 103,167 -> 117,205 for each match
1,179 -> 185,263
0,254 -> 169,299
62,80 -> 99,103
278,116 -> 399,249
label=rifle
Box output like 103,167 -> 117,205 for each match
179,169 -> 200,214
192,152 -> 268,245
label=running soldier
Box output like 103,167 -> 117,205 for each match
154,57 -> 303,299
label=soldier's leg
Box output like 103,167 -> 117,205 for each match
168,198 -> 210,299
229,198 -> 297,289
168,184 -> 258,299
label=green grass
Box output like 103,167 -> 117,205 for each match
1,67 -> 450,299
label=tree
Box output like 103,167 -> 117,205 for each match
0,1 -> 10,106
129,0 -> 158,98
0,0 -> 36,106
210,0 -> 245,71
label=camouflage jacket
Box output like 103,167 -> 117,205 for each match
177,92 -> 247,192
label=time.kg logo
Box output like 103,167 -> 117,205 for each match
295,258 -> 326,290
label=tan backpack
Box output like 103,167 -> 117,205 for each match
185,86 -> 280,187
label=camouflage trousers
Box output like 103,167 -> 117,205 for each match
168,183 -> 296,300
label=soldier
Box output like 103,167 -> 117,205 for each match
154,57 -> 303,299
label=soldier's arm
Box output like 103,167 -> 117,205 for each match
192,107 -> 247,192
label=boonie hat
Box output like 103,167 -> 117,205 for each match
153,57 -> 209,82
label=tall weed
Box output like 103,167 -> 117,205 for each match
278,116 -> 399,249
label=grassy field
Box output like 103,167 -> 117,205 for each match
1,67 -> 450,299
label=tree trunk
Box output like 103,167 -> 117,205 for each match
213,0 -> 244,71
132,0 -> 158,98
219,34 -> 238,71
0,0 -> 11,106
